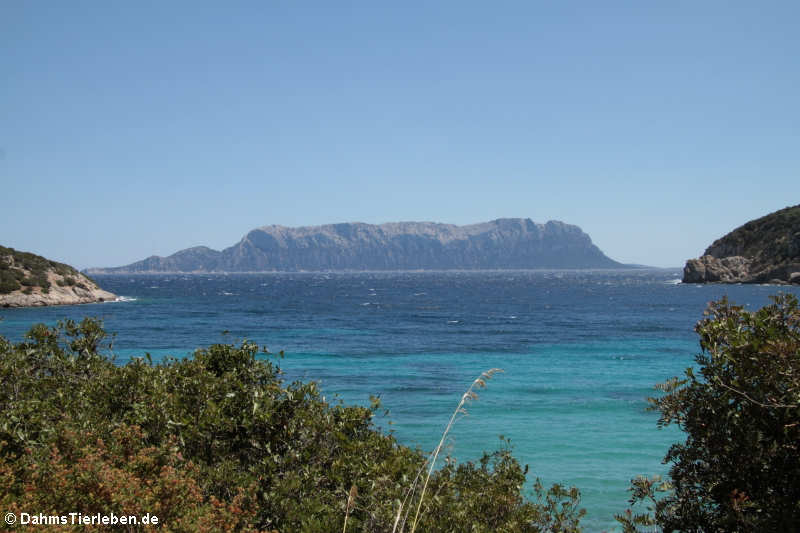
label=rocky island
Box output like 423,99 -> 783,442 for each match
683,204 -> 800,284
0,246 -> 116,307
87,218 -> 626,273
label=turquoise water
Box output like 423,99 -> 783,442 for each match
1,270 -> 796,531
282,339 -> 689,531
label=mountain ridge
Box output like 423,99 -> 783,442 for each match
88,218 -> 627,273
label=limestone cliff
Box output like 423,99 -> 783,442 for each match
683,205 -> 800,284
89,218 -> 625,273
0,246 -> 116,307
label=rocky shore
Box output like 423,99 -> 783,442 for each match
683,205 -> 800,284
1,246 -> 116,308
0,280 -> 117,307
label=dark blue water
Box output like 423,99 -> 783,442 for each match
2,270 -> 796,531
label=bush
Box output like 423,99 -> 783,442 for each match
0,426 -> 262,532
0,245 -> 76,295
19,274 -> 49,290
56,276 -> 77,287
0,319 -> 584,532
0,270 -> 19,294
617,294 -> 800,532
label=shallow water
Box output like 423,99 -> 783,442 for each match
2,270 -> 796,531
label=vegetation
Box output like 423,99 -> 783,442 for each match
704,203 -> 800,260
617,294 -> 800,532
7,291 -> 795,531
0,319 -> 584,532
0,245 -> 84,295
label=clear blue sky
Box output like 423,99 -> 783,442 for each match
2,1 -> 798,269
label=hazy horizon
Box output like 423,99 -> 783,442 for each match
3,2 -> 798,269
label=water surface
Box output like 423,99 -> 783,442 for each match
2,270 -> 796,531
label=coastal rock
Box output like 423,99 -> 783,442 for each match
683,255 -> 752,283
0,246 -> 116,308
88,218 -> 626,273
682,204 -> 800,284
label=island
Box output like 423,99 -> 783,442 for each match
87,218 -> 626,273
683,204 -> 800,284
0,245 -> 116,307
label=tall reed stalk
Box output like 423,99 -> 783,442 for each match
389,368 -> 503,533
343,484 -> 357,533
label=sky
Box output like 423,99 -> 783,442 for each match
2,1 -> 798,269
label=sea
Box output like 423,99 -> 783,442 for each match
2,270 -> 798,531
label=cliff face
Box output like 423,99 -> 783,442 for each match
0,246 -> 116,307
90,218 -> 624,273
683,205 -> 800,284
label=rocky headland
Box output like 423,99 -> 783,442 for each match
683,204 -> 800,284
0,246 -> 116,307
88,218 -> 626,273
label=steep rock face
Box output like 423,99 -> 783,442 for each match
90,218 -> 624,273
682,205 -> 800,284
0,246 -> 116,307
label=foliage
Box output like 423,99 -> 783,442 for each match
617,294 -> 800,532
704,203 -> 800,260
0,269 -> 20,294
0,245 -> 82,295
0,426 -> 263,532
0,319 -> 584,532
56,276 -> 77,287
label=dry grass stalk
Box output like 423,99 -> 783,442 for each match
343,484 -> 358,533
388,368 -> 503,533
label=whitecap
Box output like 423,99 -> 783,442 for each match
114,296 -> 137,302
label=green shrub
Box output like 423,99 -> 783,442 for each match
617,294 -> 800,532
56,275 -> 77,287
19,274 -> 49,290
0,245 -> 75,294
0,271 -> 19,294
0,319 -> 584,532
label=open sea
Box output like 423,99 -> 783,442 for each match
2,270 -> 798,531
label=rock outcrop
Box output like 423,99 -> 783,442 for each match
0,246 -> 116,307
683,205 -> 800,284
88,218 -> 625,273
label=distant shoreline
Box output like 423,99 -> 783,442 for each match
85,266 -> 671,275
